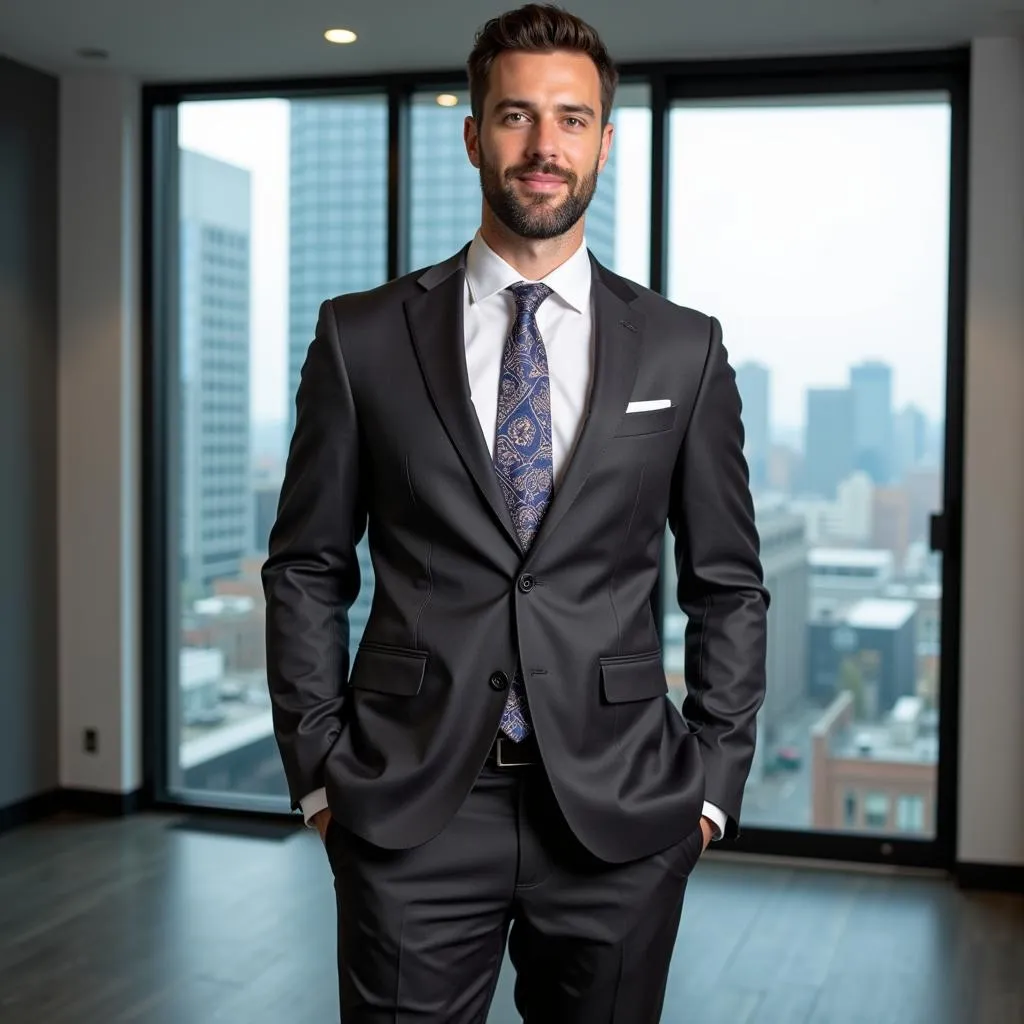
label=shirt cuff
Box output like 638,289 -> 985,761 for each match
299,788 -> 329,826
701,801 -> 727,840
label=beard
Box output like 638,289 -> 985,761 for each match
478,146 -> 600,240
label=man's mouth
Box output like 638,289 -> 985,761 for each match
517,172 -> 568,192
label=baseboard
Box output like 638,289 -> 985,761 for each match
0,787 -> 146,834
0,790 -> 61,834
956,861 -> 1024,893
61,787 -> 144,817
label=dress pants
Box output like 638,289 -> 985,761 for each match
323,754 -> 703,1023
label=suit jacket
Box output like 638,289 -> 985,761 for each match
263,245 -> 769,864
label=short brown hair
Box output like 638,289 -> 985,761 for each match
467,4 -> 619,127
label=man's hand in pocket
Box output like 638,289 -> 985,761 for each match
312,807 -> 332,844
699,816 -> 715,852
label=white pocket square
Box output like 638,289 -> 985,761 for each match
626,399 -> 672,413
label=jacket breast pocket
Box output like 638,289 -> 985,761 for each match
600,650 -> 667,703
614,405 -> 676,437
348,642 -> 428,696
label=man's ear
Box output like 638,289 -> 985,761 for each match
597,121 -> 614,174
464,116 -> 482,170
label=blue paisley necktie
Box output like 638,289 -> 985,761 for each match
493,281 -> 554,742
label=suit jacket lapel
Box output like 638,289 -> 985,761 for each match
526,264 -> 645,560
404,249 -> 521,550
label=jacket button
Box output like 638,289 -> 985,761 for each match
518,573 -> 535,593
489,671 -> 509,691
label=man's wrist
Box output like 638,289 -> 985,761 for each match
311,807 -> 332,840
700,801 -> 727,840
299,787 -> 329,826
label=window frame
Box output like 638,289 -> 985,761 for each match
141,47 -> 969,869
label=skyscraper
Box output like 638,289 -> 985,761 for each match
179,149 -> 253,592
287,98 -> 389,433
735,361 -> 770,492
408,100 -> 481,270
804,387 -> 855,499
894,403 -> 929,482
850,360 -> 895,485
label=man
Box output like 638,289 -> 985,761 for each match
264,4 -> 768,1021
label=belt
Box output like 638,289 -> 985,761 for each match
488,734 -> 541,768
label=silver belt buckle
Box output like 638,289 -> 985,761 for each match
496,737 -> 532,767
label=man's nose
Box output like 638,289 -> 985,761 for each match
526,117 -> 560,164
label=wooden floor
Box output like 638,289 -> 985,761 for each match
0,812 -> 1021,1024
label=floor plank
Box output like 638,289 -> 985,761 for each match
0,812 -> 1021,1023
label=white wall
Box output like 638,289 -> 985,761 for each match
54,44 -> 1024,867
58,72 -> 142,793
957,37 -> 1024,866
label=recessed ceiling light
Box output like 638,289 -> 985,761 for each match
77,47 -> 109,60
436,94 -> 459,107
324,28 -> 357,45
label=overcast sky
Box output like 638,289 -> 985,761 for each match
180,94 -> 951,435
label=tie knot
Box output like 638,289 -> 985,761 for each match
509,281 -> 552,316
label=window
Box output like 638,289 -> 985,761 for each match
662,93 -> 951,841
166,95 -> 388,804
148,58 -> 964,872
844,791 -> 858,827
864,792 -> 891,830
160,87 -> 651,808
896,795 -> 926,833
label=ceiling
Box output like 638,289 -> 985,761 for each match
1,0 -> 1022,84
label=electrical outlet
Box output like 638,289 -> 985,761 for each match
84,728 -> 98,754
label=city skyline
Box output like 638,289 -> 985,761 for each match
169,93 -> 950,843
249,359 -> 947,472
179,94 -> 952,431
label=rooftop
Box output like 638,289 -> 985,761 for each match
179,667 -> 274,766
823,693 -> 939,764
831,720 -> 939,764
884,581 -> 943,602
844,598 -> 917,630
809,548 -> 894,570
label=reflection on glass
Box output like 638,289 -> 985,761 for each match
662,96 -> 951,839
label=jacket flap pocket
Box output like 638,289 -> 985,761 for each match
600,651 -> 667,703
615,405 -> 676,437
349,644 -> 427,696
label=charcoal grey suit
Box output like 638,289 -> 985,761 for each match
263,244 -> 769,1022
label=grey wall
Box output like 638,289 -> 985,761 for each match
0,56 -> 59,814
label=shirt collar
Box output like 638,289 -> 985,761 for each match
465,230 -> 592,314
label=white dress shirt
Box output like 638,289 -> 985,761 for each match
301,231 -> 726,841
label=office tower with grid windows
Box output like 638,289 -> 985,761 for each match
287,98 -> 389,429
179,149 -> 253,592
287,99 -> 393,656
